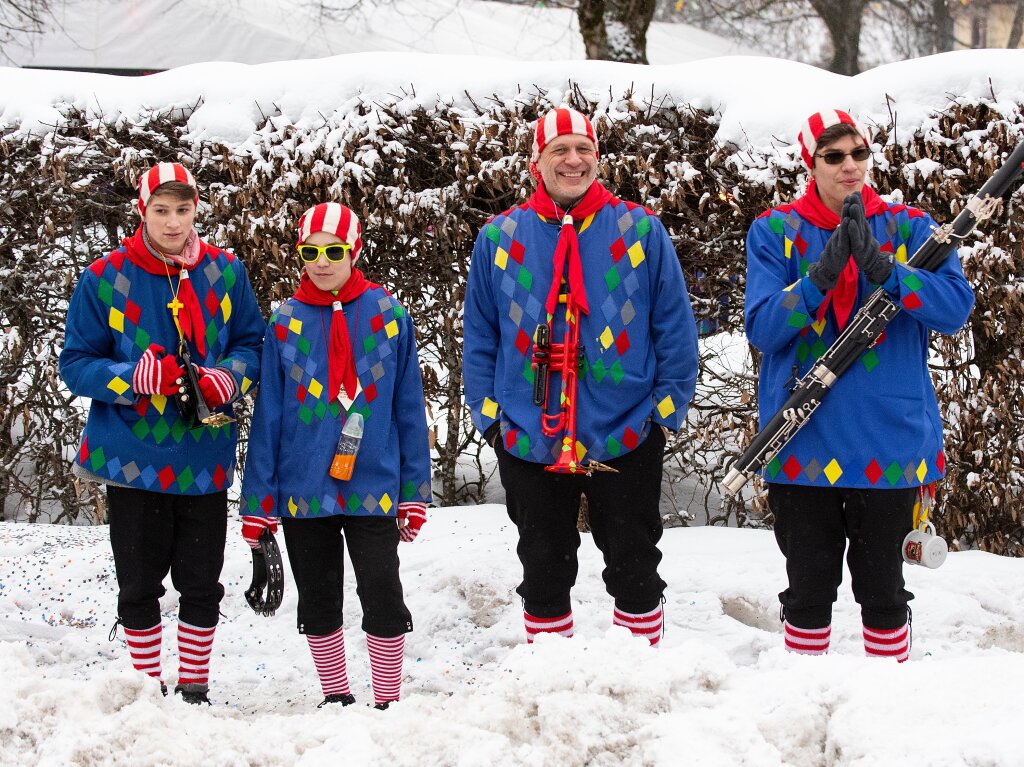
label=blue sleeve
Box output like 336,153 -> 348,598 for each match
462,229 -> 502,436
744,217 -> 818,355
887,213 -> 975,335
393,307 -> 433,505
239,323 -> 283,518
647,217 -> 699,431
214,261 -> 265,400
58,269 -> 138,406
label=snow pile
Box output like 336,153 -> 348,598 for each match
2,510 -> 1024,766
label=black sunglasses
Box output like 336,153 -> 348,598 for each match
297,243 -> 353,263
815,146 -> 871,165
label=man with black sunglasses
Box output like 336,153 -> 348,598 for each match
744,110 -> 974,661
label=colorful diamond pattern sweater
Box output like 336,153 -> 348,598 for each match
240,289 -> 432,519
745,199 -> 974,489
464,200 -> 699,464
59,237 -> 264,495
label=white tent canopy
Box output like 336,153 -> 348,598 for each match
5,0 -> 762,72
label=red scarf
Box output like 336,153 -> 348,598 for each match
123,227 -> 209,355
792,182 -> 886,330
293,270 -> 378,404
527,180 -> 616,316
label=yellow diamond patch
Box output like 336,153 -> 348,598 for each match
600,326 -> 615,350
628,242 -> 645,267
379,493 -> 393,514
656,395 -> 675,419
287,497 -> 298,516
220,295 -> 232,321
823,459 -> 843,484
308,379 -> 323,399
240,376 -> 253,394
385,320 -> 399,338
288,318 -> 303,334
481,397 -> 498,419
107,376 -> 129,396
109,308 -> 125,332
784,237 -> 793,260
495,247 -> 509,270
896,244 -> 908,263
916,459 -> 928,483
150,394 -> 167,414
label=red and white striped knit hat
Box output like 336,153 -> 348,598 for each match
297,202 -> 363,261
797,109 -> 869,169
137,162 -> 198,216
529,107 -> 599,181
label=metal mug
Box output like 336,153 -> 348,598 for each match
903,520 -> 947,569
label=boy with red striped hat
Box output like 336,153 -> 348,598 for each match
744,109 -> 974,660
463,107 -> 699,647
60,162 -> 265,703
240,202 -> 432,708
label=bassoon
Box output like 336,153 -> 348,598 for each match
722,140 -> 1024,496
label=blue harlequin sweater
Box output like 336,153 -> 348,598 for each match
745,198 -> 974,489
240,289 -> 432,519
463,199 -> 699,464
59,233 -> 265,495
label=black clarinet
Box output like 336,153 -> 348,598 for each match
174,340 -> 234,429
722,141 -> 1024,496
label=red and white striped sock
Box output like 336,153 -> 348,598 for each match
524,610 -> 574,643
784,621 -> 831,655
613,605 -> 664,647
864,623 -> 910,662
177,621 -> 215,687
366,633 -> 404,705
307,627 -> 352,697
123,623 -> 163,684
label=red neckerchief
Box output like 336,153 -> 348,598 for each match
293,270 -> 378,404
527,180 -> 616,316
792,182 -> 886,330
122,226 -> 209,355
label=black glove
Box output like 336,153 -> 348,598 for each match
483,421 -> 501,448
845,193 -> 894,284
807,219 -> 852,293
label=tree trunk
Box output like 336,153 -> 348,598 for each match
1007,0 -> 1024,48
577,0 -> 655,64
809,0 -> 867,74
931,0 -> 956,53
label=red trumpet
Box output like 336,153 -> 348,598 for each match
531,294 -> 617,476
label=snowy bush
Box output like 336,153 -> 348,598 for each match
1,88 -> 1021,554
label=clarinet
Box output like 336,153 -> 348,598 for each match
174,340 -> 234,429
722,140 -> 1024,497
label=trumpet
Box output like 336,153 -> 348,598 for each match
531,293 -> 617,476
174,340 -> 235,429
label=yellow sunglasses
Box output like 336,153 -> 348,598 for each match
298,243 -> 353,263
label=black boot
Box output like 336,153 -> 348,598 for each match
373,701 -> 396,710
174,683 -> 211,705
318,693 -> 356,708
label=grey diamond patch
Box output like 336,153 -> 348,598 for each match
289,363 -> 304,382
362,494 -> 378,512
203,261 -> 223,284
620,299 -> 636,325
508,301 -> 523,326
782,292 -> 801,310
618,212 -> 633,234
501,218 -> 517,236
803,459 -> 822,482
121,462 -> 141,483
371,362 -> 385,382
114,273 -> 131,296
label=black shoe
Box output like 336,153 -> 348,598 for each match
174,684 -> 211,705
318,693 -> 356,708
373,701 -> 396,710
160,682 -> 168,697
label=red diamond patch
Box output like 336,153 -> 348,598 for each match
783,456 -> 802,480
371,314 -> 384,333
615,330 -> 630,355
610,239 -> 626,262
902,293 -> 923,310
158,466 -> 176,490
864,458 -> 883,485
623,427 -> 639,450
509,240 -> 525,263
515,329 -> 531,355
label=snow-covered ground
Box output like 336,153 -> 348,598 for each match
2,509 -> 1023,766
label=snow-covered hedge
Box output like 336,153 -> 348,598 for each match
1,68 -> 1022,553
